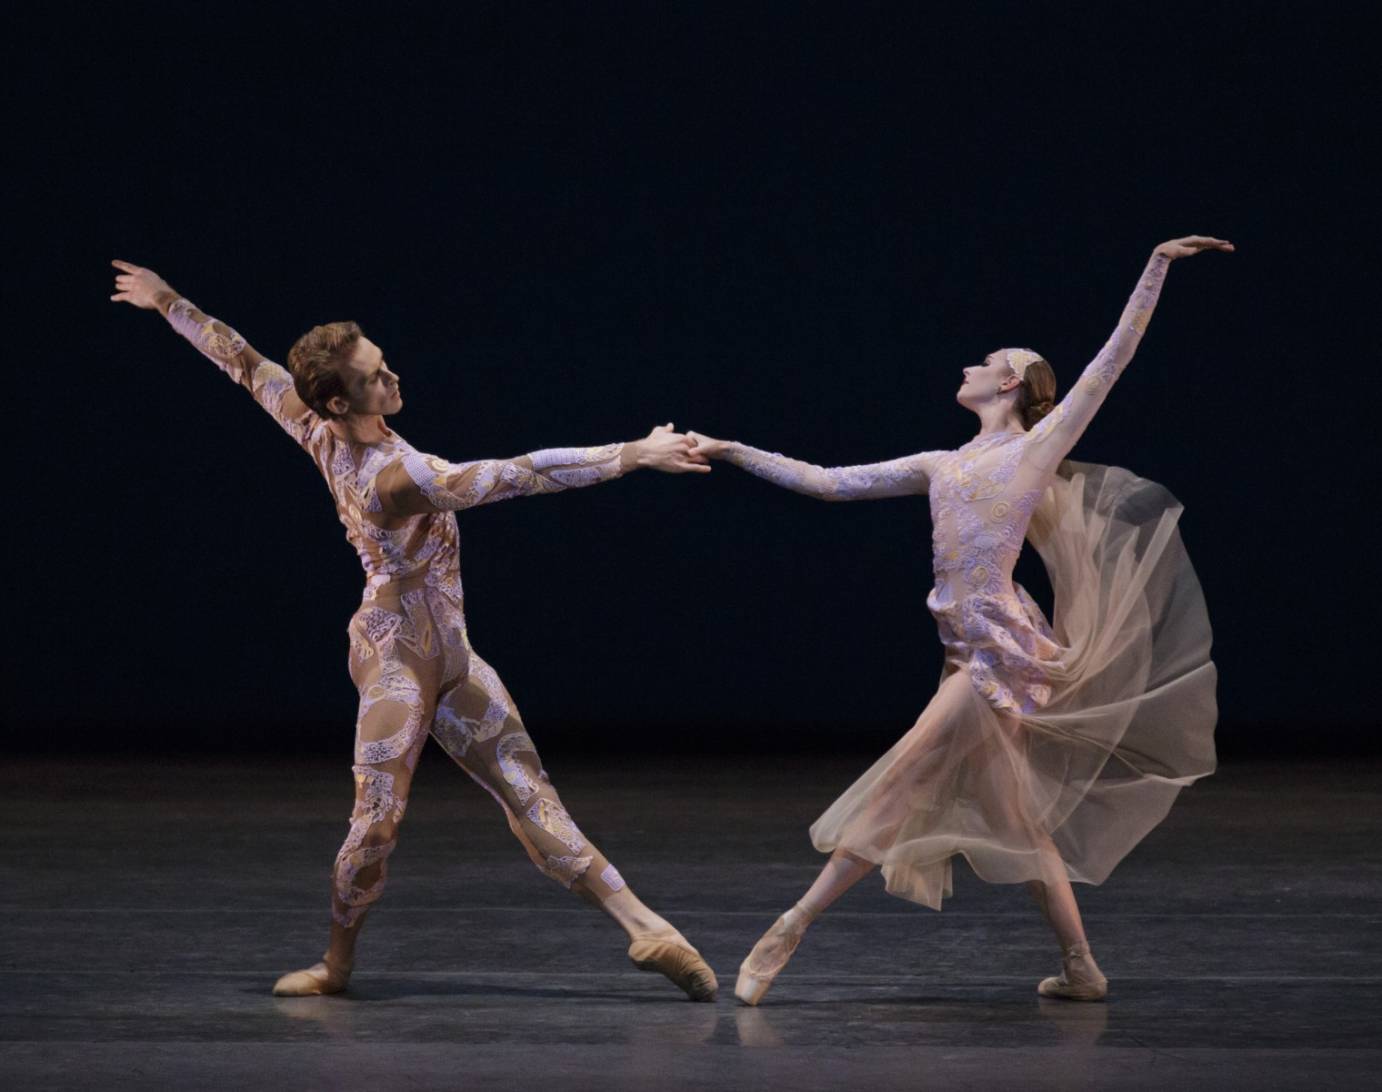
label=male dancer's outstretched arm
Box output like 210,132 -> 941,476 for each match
112,259 -> 711,488
112,259 -> 318,442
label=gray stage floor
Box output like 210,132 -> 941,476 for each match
2,753 -> 1379,1090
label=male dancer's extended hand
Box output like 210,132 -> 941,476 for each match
110,260 -> 174,309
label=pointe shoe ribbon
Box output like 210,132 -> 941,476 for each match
627,936 -> 719,1002
1037,943 -> 1108,1002
272,955 -> 353,997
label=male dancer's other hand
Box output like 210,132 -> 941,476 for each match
110,260 -> 174,309
685,432 -> 731,460
632,423 -> 712,474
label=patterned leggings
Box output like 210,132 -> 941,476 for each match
333,581 -> 626,930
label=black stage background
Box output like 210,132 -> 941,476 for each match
8,1 -> 1375,757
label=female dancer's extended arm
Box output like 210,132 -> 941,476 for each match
687,434 -> 941,500
1025,235 -> 1233,470
375,423 -> 710,515
111,259 -> 317,443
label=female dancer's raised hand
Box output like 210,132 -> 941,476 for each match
110,259 -> 173,308
1153,236 -> 1235,260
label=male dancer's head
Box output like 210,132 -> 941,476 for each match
287,322 -> 403,419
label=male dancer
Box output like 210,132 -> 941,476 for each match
111,260 -> 717,999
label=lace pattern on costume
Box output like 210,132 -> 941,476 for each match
726,445 -> 939,501
166,298 -> 313,446
543,854 -> 594,887
530,444 -> 624,487
333,765 -> 407,926
526,798 -> 587,854
496,731 -> 540,804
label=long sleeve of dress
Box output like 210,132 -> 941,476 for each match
375,443 -> 629,515
725,442 -> 942,500
1025,252 -> 1171,471
163,296 -> 318,445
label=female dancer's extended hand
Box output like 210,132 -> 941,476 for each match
110,260 -> 174,308
685,432 -> 731,459
1152,236 -> 1235,260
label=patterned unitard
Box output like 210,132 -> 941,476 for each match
721,252 -> 1217,907
162,296 -> 635,930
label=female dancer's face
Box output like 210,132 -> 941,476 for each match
335,337 -> 404,417
956,351 -> 1017,411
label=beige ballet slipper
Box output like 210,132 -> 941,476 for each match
627,934 -> 718,1002
1037,943 -> 1108,1002
272,955 -> 353,997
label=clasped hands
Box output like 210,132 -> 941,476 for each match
631,424 -> 729,474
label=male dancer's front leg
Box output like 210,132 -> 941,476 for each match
430,651 -> 717,1001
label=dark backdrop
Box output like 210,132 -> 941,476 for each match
8,2 -> 1375,757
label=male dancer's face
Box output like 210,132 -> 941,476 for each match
335,337 -> 404,417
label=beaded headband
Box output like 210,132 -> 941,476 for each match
1004,348 -> 1043,380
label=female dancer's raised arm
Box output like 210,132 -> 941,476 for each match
1025,236 -> 1233,471
686,435 -> 944,501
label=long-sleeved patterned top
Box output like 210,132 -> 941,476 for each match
161,295 -> 630,597
723,253 -> 1171,714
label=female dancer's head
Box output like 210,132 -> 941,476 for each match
288,322 -> 404,419
957,349 -> 1057,430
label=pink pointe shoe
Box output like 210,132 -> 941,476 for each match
734,905 -> 813,1006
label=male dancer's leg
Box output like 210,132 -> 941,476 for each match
431,652 -> 717,1000
273,641 -> 437,996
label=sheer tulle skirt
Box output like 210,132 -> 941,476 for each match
809,462 -> 1218,909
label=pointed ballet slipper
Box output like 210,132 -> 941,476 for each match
627,936 -> 718,1002
1037,943 -> 1108,1002
734,908 -> 811,1007
272,957 -> 352,997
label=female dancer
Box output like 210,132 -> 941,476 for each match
110,261 -> 718,1000
688,235 -> 1231,1004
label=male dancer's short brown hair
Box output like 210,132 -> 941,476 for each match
287,321 -> 362,417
